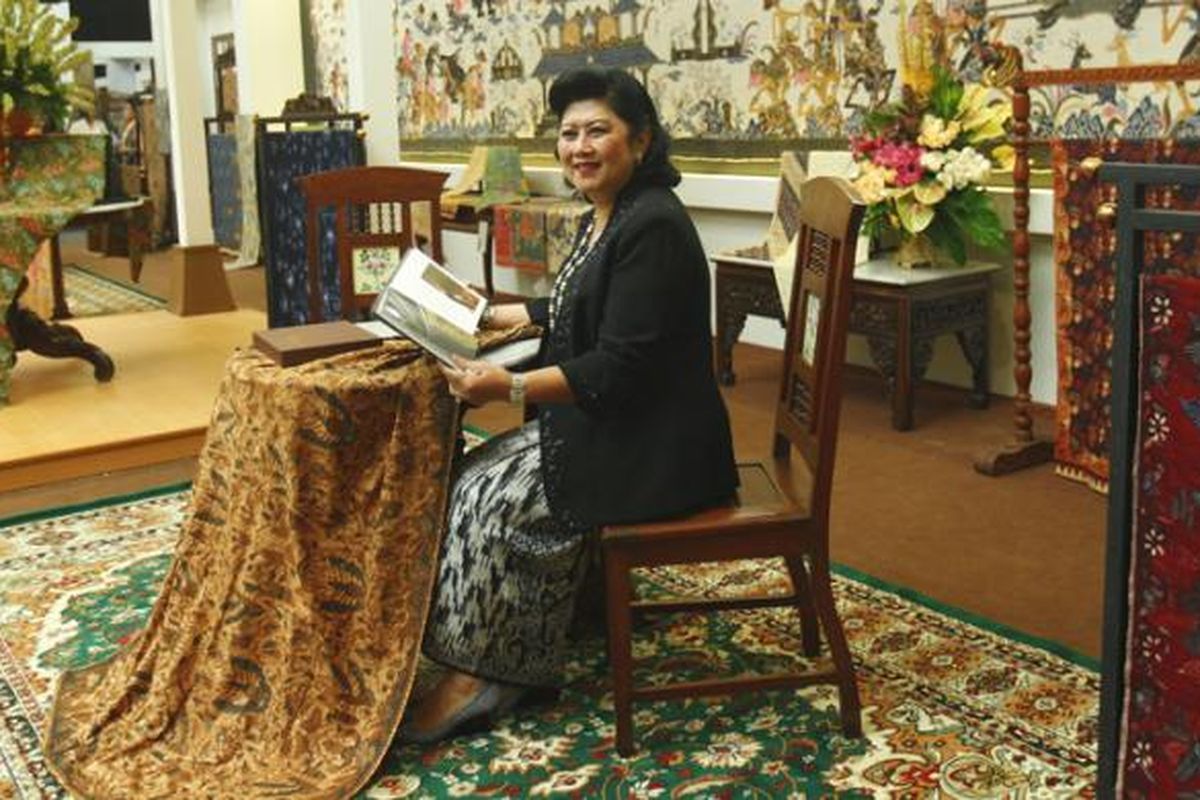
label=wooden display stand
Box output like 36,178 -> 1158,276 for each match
973,49 -> 1200,475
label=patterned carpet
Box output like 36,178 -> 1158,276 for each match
62,265 -> 164,317
0,488 -> 1099,799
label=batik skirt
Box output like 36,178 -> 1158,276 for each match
422,421 -> 593,687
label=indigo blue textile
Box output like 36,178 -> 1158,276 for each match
206,133 -> 242,251
259,129 -> 362,327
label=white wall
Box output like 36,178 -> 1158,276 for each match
196,0 -> 234,119
231,0 -> 304,116
416,161 -> 1060,405
51,0 -> 156,97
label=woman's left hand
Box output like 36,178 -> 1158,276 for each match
439,356 -> 511,406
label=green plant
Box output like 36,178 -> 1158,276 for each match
0,0 -> 92,128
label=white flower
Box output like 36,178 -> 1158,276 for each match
448,781 -> 479,797
920,150 -> 946,172
1149,293 -> 1173,327
628,778 -> 666,798
489,732 -> 572,773
529,764 -> 601,796
691,732 -> 763,768
1145,407 -> 1170,445
364,774 -> 421,798
936,147 -> 992,190
1145,523 -> 1166,558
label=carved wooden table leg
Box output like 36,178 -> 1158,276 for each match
713,261 -> 786,386
956,323 -> 990,409
715,270 -> 750,386
7,277 -> 115,382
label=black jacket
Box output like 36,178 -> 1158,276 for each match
526,183 -> 738,526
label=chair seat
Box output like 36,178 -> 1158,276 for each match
601,463 -> 810,544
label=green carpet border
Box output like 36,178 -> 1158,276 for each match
0,481 -> 191,530
833,562 -> 1101,672
0,480 -> 1099,672
66,263 -> 166,304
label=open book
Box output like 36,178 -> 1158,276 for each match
369,247 -> 540,368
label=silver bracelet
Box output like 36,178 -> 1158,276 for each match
482,306 -> 495,328
508,372 -> 526,404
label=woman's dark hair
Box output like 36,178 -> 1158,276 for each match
548,67 -> 680,189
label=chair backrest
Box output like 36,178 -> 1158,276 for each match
772,176 -> 865,522
297,166 -> 449,321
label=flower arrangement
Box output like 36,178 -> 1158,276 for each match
0,0 -> 92,133
851,68 -> 1012,266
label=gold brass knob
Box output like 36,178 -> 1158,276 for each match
1096,203 -> 1117,222
1079,157 -> 1104,176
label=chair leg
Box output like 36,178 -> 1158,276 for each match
784,555 -> 821,657
808,552 -> 862,737
604,548 -> 637,757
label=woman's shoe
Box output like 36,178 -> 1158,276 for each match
398,681 -> 525,745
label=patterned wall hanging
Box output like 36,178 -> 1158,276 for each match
1118,272 -> 1200,799
293,1 -> 1200,161
1051,138 -> 1200,493
258,128 -> 362,327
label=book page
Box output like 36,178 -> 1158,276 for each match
390,248 -> 486,333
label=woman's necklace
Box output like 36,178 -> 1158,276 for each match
549,214 -> 599,328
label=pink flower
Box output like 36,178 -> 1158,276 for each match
872,142 -> 925,187
873,141 -> 924,171
851,135 -> 881,157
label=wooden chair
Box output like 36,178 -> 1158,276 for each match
601,176 -> 866,757
297,166 -> 448,322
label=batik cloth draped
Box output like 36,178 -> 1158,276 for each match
1051,139 -> 1200,492
259,128 -> 361,326
0,135 -> 105,405
493,197 -> 589,274
206,131 -> 242,251
45,342 -> 464,799
234,114 -> 262,268
1118,274 -> 1200,798
17,241 -> 54,318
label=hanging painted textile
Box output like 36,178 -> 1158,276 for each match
206,131 -> 242,251
258,128 -> 361,327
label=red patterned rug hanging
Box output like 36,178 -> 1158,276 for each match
1119,273 -> 1200,798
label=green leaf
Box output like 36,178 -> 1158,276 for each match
928,67 -> 964,121
924,213 -> 968,265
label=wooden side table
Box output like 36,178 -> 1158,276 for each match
50,197 -> 152,319
714,250 -> 999,431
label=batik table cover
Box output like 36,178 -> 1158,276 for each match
44,343 -> 455,799
1118,274 -> 1200,798
44,328 -> 534,799
1051,139 -> 1200,492
0,135 -> 106,405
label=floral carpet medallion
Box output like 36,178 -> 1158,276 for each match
1,490 -> 1098,799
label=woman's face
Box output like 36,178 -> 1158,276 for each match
557,98 -> 649,208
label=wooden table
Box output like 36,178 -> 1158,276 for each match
50,197 -> 151,319
714,250 -> 999,431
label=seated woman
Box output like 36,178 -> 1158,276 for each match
403,66 -> 738,743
